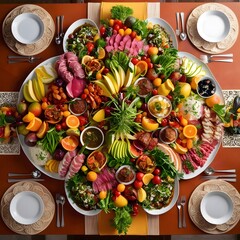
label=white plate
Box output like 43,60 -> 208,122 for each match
146,17 -> 178,49
144,178 -> 179,215
18,56 -> 64,180
11,13 -> 44,44
64,181 -> 101,216
200,191 -> 233,225
178,51 -> 224,180
63,18 -> 99,52
10,191 -> 44,225
197,10 -> 230,43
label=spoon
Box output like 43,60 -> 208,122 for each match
180,12 -> 187,41
56,193 -> 61,227
8,169 -> 42,178
55,16 -> 61,45
204,167 -> 236,176
60,195 -> 65,227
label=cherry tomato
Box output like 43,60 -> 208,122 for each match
130,31 -> 137,39
86,42 -> 94,53
131,58 -> 139,65
133,180 -> 143,189
152,175 -> 161,185
42,97 -> 48,102
152,89 -> 158,95
176,138 -> 182,145
114,24 -> 120,32
100,26 -> 106,36
55,124 -> 62,131
78,116 -> 88,126
141,56 -> 147,61
161,118 -> 168,127
102,68 -> 110,74
114,191 -> 121,197
109,19 -> 114,27
133,203 -> 139,212
136,172 -> 144,181
166,95 -> 173,101
153,168 -> 161,175
114,19 -> 122,27
147,62 -> 154,69
61,121 -> 67,130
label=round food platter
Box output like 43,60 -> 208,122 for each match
188,180 -> 240,234
178,52 -> 224,180
16,12 -> 225,233
146,17 -> 178,50
2,4 -> 55,56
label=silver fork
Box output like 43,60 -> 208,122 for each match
177,198 -> 182,228
56,193 -> 61,227
200,54 -> 233,64
181,196 -> 186,228
8,56 -> 41,63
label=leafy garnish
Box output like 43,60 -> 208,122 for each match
110,5 -> 133,22
132,19 -> 148,39
148,147 -> 183,179
212,104 -> 231,123
112,206 -> 132,234
171,83 -> 185,109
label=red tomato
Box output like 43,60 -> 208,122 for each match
147,62 -> 154,69
152,89 -> 158,95
130,31 -> 137,39
136,172 -> 144,181
141,56 -> 147,61
114,24 -> 120,32
161,118 -> 168,127
78,116 -> 88,126
102,68 -> 110,74
114,19 -> 122,27
55,124 -> 62,131
133,180 -> 143,189
152,175 -> 161,184
100,26 -> 106,36
166,95 -> 173,101
131,58 -> 139,65
153,168 -> 161,175
61,121 -> 67,130
86,42 -> 94,53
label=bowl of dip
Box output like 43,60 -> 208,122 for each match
80,126 -> 104,150
196,77 -> 216,98
115,165 -> 136,185
148,95 -> 172,119
69,98 -> 87,116
159,126 -> 178,144
86,149 -> 107,172
134,77 -> 153,97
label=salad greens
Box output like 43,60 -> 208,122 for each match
110,5 -> 133,22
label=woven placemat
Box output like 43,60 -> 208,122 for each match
1,181 -> 55,235
187,3 -> 239,54
188,179 -> 240,234
2,4 -> 55,56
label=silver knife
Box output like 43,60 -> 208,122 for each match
8,179 -> 45,183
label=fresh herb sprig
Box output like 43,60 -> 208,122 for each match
149,147 -> 183,179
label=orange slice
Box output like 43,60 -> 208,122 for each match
141,116 -> 159,131
22,112 -> 35,123
182,125 -> 197,138
66,115 -> 80,129
61,135 -> 79,151
137,188 -> 147,202
135,61 -> 148,76
142,173 -> 154,185
26,117 -> 42,132
36,121 -> 49,138
97,47 -> 105,59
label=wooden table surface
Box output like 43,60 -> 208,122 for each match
0,2 -> 240,236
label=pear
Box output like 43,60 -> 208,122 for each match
27,80 -> 38,102
103,75 -> 116,95
93,80 -> 112,97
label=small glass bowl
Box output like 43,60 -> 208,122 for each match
115,165 -> 136,185
196,77 -> 216,98
80,126 -> 104,150
159,126 -> 178,144
148,95 -> 172,119
68,98 -> 87,116
134,77 -> 153,97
